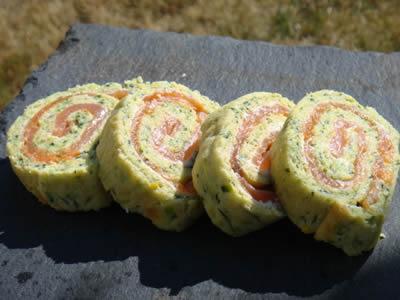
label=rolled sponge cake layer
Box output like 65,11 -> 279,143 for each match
7,82 -> 127,211
193,92 -> 295,236
271,90 -> 400,255
97,79 -> 220,231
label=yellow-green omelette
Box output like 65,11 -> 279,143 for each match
271,90 -> 400,255
7,83 -> 128,211
193,92 -> 295,236
97,78 -> 220,231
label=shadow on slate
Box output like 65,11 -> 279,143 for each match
0,157 -> 369,296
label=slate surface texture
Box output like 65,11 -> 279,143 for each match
0,23 -> 399,299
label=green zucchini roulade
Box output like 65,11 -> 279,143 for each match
7,83 -> 128,211
97,79 -> 220,231
193,92 -> 295,236
271,90 -> 400,255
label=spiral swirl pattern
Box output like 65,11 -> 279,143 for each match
97,80 -> 220,231
303,101 -> 395,207
7,83 -> 127,211
231,103 -> 290,202
271,90 -> 400,255
193,92 -> 294,236
131,91 -> 208,195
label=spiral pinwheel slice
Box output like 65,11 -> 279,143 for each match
97,79 -> 220,231
271,90 -> 400,255
7,82 -> 128,211
193,92 -> 295,236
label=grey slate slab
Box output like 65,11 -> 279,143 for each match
0,23 -> 399,299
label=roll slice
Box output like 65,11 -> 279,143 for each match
7,82 -> 128,211
193,92 -> 295,236
271,90 -> 400,255
97,79 -> 220,231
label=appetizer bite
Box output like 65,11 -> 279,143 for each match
193,92 -> 295,236
7,83 -> 128,211
97,79 -> 220,231
271,90 -> 400,255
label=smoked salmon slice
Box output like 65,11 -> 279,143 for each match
7,82 -> 127,211
97,78 -> 220,232
193,92 -> 295,237
271,90 -> 400,256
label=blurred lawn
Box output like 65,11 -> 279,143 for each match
1,0 -> 400,109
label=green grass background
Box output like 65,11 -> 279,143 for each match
1,0 -> 400,109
